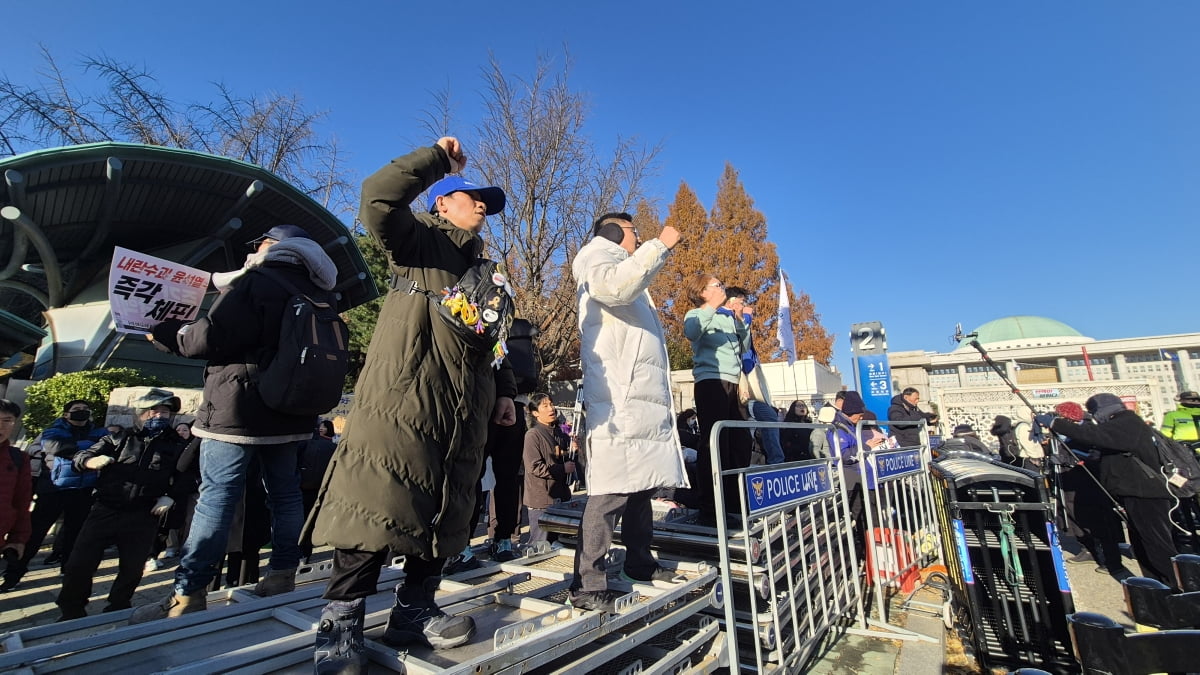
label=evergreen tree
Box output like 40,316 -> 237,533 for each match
649,165 -> 833,369
647,183 -> 709,369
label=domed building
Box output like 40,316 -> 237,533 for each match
887,315 -> 1200,432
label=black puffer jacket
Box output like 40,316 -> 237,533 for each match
74,429 -> 186,511
887,395 -> 936,447
152,262 -> 322,443
1051,411 -> 1172,499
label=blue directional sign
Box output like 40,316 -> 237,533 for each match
849,321 -> 894,422
743,463 -> 834,516
855,353 -> 894,422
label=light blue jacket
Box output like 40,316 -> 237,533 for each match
684,307 -> 750,384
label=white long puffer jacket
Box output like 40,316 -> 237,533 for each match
572,236 -> 689,496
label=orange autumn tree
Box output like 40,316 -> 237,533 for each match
648,164 -> 832,370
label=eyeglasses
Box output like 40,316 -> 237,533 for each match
620,225 -> 642,243
708,282 -> 724,288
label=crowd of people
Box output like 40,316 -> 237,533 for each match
0,135 -> 1197,675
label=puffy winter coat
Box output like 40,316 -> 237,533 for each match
305,145 -> 516,560
152,245 -> 337,444
75,428 -> 187,511
40,417 -> 107,490
572,236 -> 689,496
886,395 -> 936,447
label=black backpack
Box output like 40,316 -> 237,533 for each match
1150,428 -> 1200,498
253,268 -> 350,416
506,318 -> 539,394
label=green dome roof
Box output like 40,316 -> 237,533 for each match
955,316 -> 1090,351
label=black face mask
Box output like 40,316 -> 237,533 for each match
68,410 -> 91,422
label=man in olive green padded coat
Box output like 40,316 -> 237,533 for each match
307,137 -> 517,672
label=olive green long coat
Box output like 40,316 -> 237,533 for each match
305,145 -> 514,560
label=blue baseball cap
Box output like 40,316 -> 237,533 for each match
426,176 -> 506,216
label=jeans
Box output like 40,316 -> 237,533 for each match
572,490 -> 656,593
174,439 -> 303,595
749,400 -> 784,464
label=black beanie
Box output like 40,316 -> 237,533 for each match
1085,393 -> 1126,423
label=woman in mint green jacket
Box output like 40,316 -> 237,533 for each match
683,273 -> 752,522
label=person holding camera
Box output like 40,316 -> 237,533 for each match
1037,393 -> 1178,587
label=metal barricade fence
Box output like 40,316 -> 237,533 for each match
709,419 -> 866,674
854,419 -> 944,640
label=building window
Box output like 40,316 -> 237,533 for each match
1126,353 -> 1164,363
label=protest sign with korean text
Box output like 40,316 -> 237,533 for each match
109,247 -> 210,333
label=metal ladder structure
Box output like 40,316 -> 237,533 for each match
0,547 -> 725,674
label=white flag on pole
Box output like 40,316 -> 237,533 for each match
776,269 -> 797,365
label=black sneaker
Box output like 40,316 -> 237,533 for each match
443,553 -> 481,576
568,589 -> 620,613
315,598 -> 367,674
382,578 -> 475,650
622,566 -> 686,585
42,553 -> 63,566
489,539 -> 518,563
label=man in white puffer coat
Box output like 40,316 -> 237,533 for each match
568,212 -> 690,613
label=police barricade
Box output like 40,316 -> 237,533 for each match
710,419 -> 865,674
930,453 -> 1077,672
854,419 -> 944,639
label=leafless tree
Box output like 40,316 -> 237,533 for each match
466,51 -> 662,382
0,46 -> 355,215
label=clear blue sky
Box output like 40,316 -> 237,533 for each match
6,1 -> 1198,382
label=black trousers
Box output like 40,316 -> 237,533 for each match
693,379 -> 750,514
475,416 -> 526,542
1123,496 -> 1179,587
57,503 -> 158,614
571,490 -> 656,593
323,549 -> 445,601
22,485 -> 94,569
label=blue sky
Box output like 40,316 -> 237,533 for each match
5,1 -> 1198,381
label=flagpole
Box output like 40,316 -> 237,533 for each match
776,268 -> 798,403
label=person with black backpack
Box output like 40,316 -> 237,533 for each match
132,224 -> 341,624
305,137 -> 518,672
1037,393 -> 1181,588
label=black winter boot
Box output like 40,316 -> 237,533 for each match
381,577 -> 475,650
314,598 -> 367,674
